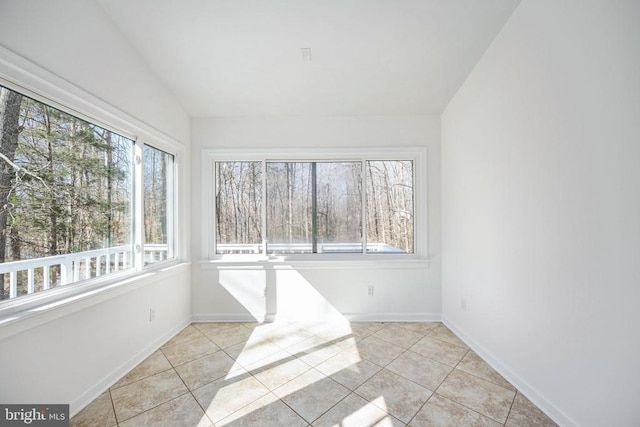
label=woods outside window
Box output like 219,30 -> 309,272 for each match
0,84 -> 176,302
209,149 -> 425,259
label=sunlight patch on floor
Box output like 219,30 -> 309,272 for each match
345,396 -> 393,426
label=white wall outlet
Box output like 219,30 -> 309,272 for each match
150,308 -> 156,322
460,297 -> 467,311
367,286 -> 374,297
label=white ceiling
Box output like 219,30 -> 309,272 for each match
97,0 -> 521,117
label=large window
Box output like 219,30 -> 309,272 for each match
0,85 -> 175,302
212,152 -> 421,257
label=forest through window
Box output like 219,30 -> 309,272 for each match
215,159 -> 414,255
0,85 -> 174,301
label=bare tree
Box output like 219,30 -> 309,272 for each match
0,88 -> 22,298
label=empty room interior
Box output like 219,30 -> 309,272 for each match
0,0 -> 638,426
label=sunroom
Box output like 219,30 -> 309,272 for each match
0,1 -> 638,426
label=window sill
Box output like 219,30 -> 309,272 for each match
0,260 -> 190,341
200,255 -> 430,270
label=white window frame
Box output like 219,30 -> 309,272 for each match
0,46 -> 182,319
202,147 -> 428,262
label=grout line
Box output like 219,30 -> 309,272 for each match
454,364 -> 516,393
189,381 -> 214,426
430,393 -> 509,425
110,366 -> 174,391
108,388 -> 118,427
276,390 -> 311,424
503,390 -> 519,426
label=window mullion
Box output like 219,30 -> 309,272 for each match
361,159 -> 367,254
211,159 -> 217,257
311,162 -> 318,253
166,152 -> 175,259
133,142 -> 144,270
261,160 -> 267,255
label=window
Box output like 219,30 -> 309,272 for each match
366,160 -> 414,254
215,161 -> 262,253
0,84 -> 175,302
144,146 -> 174,265
209,149 -> 424,258
265,161 -> 362,254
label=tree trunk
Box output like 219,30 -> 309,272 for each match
104,130 -> 113,248
0,88 -> 23,299
286,164 -> 293,242
44,106 -> 58,257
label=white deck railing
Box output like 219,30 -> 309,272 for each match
215,242 -> 406,254
0,244 -> 168,300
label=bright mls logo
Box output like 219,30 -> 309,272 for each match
0,405 -> 68,426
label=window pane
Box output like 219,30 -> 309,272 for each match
143,146 -> 173,265
315,162 -> 362,253
0,85 -> 133,300
215,161 -> 262,254
366,160 -> 414,253
266,162 -> 312,253
266,162 -> 362,254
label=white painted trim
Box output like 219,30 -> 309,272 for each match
192,312 -> 441,323
201,146 -> 428,259
199,258 -> 429,270
133,143 -> 144,271
201,155 -> 214,260
69,315 -> 191,417
192,313 -> 264,323
442,316 -> 578,427
201,147 -> 425,161
327,312 -> 441,322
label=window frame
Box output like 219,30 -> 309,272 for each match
202,147 -> 428,262
0,46 -> 182,317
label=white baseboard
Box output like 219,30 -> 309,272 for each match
191,312 -> 442,323
442,316 -> 577,427
191,313 -> 265,323
69,316 -> 191,417
342,312 -> 442,322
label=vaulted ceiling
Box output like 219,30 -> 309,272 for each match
97,0 -> 521,117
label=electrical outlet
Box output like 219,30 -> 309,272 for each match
150,308 -> 156,322
460,297 -> 467,311
367,286 -> 374,297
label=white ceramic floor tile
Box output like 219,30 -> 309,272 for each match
316,350 -> 382,390
111,370 -> 188,422
193,372 -> 271,423
313,393 -> 405,427
355,369 -> 432,424
409,394 -> 501,427
436,369 -> 515,424
386,350 -> 453,390
216,392 -> 308,427
118,393 -> 212,427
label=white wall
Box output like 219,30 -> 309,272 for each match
0,0 -> 192,416
0,0 -> 189,143
0,265 -> 191,414
441,1 -> 640,426
191,116 -> 441,321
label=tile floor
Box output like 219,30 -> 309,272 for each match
70,321 -> 558,426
